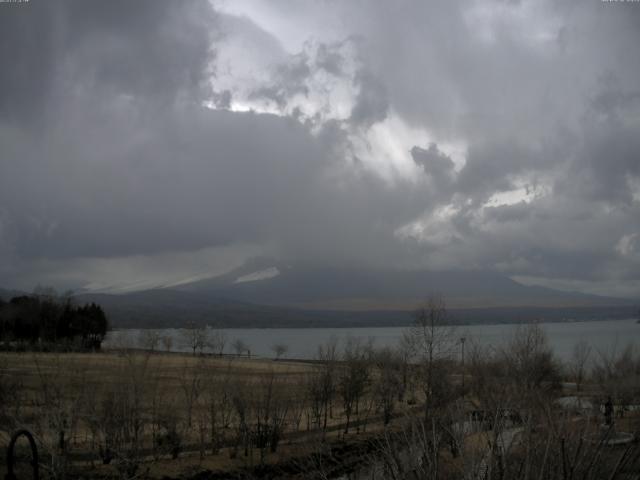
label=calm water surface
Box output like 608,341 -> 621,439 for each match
106,318 -> 639,362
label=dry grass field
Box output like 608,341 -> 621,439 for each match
0,350 -> 408,479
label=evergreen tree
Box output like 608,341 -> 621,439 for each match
0,292 -> 109,350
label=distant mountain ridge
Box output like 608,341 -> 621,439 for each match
2,260 -> 635,329
172,259 -> 628,310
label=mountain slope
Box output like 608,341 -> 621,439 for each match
3,261 -> 634,329
75,289 -> 636,329
174,261 -> 628,310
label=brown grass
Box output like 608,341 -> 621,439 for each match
0,351 -> 401,478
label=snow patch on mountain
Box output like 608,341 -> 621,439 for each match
234,267 -> 280,284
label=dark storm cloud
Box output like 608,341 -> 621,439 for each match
2,106 -> 329,258
455,141 -> 544,202
0,0 -> 215,123
0,0 -> 217,258
562,85 -> 640,206
336,0 -> 640,292
0,0 -> 433,274
1,0 -> 640,296
411,144 -> 455,181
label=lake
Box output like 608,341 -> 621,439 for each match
105,318 -> 639,362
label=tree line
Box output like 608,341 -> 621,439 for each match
0,289 -> 109,350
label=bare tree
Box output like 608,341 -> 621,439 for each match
271,343 -> 289,360
372,347 -> 402,426
569,339 -> 591,392
32,354 -> 88,479
83,351 -> 152,478
373,417 -> 448,479
208,327 -> 227,356
251,370 -> 291,462
147,359 -> 181,460
592,342 -> 640,418
316,337 -> 338,432
230,379 -> 252,459
288,380 -> 308,433
372,398 -> 640,480
502,323 -> 561,403
232,338 -> 248,357
395,335 -> 414,403
408,295 -> 457,420
179,358 -> 205,428
138,329 -> 161,352
338,337 -> 370,434
161,334 -> 173,353
203,360 -> 236,455
307,371 -> 325,431
0,357 -> 23,431
181,322 -> 209,356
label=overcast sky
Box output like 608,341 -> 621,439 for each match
1,0 -> 639,297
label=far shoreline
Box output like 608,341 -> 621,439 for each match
108,313 -> 638,330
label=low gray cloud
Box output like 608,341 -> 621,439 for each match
1,0 -> 639,297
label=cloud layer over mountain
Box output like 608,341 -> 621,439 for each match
1,0 -> 639,297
